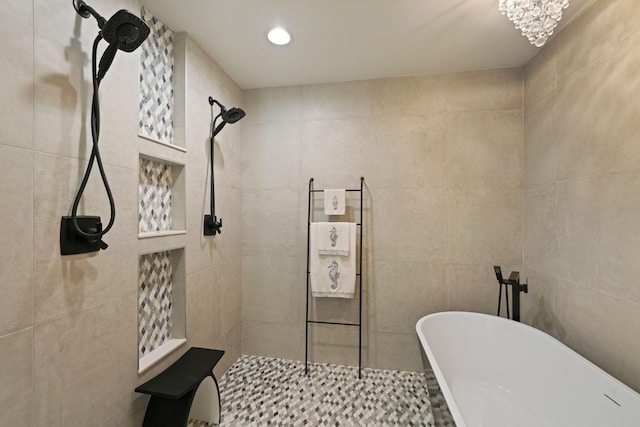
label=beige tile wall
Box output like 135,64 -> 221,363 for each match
523,0 -> 640,392
9,0 -> 640,422
0,1 -> 243,425
242,68 -> 524,372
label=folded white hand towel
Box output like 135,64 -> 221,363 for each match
309,223 -> 356,298
324,189 -> 345,215
312,222 -> 350,256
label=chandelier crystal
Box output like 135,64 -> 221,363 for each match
498,0 -> 570,47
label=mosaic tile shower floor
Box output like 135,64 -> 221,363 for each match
189,355 -> 446,427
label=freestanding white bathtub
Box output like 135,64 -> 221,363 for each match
416,311 -> 640,427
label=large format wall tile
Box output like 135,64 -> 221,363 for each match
0,146 -> 33,336
0,329 -> 32,427
33,296 -> 139,426
524,183 -> 556,274
186,266 -> 222,349
300,118 -> 371,188
369,331 -> 424,372
242,321 -> 304,361
446,109 -> 523,189
372,75 -> 446,118
556,31 -> 640,181
307,325 -> 364,367
366,115 -> 446,190
33,153 -> 137,324
524,43 -> 555,106
242,255 -> 303,324
520,268 -> 556,335
441,68 -> 523,113
556,170 -> 640,305
446,188 -> 522,265
372,261 -> 444,334
243,122 -> 303,191
556,279 -> 640,392
243,86 -> 304,125
524,0 -> 640,392
555,0 -> 640,79
372,188 -> 445,262
0,1 -> 33,150
524,94 -> 556,187
242,189 -> 303,258
219,256 -> 243,338
302,80 -> 377,120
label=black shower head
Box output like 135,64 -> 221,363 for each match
73,0 -> 149,82
209,97 -> 246,136
222,107 -> 246,124
73,0 -> 149,52
101,10 -> 150,52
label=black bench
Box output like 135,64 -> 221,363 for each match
135,347 -> 225,427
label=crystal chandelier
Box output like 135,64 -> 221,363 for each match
498,0 -> 570,47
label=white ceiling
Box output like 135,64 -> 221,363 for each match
140,0 -> 592,90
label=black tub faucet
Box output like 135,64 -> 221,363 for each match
493,266 -> 528,322
508,271 -> 528,322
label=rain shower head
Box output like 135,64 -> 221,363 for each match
222,107 -> 246,124
209,97 -> 246,137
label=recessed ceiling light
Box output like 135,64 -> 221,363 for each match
267,27 -> 291,46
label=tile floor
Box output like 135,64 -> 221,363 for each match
189,355 -> 454,426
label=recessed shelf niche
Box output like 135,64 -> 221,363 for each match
138,248 -> 186,373
138,155 -> 186,238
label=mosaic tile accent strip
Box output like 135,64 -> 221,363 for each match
139,7 -> 174,143
139,158 -> 173,233
138,251 -> 173,357
203,355 -> 435,427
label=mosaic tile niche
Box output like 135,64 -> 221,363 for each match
138,156 -> 185,235
139,7 -> 174,144
138,249 -> 186,370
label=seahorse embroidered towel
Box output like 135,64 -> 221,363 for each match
309,222 -> 356,298
312,222 -> 350,256
324,189 -> 346,215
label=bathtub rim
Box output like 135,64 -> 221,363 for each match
416,310 -> 640,427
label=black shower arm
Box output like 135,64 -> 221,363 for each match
208,97 -> 226,113
74,0 -> 107,28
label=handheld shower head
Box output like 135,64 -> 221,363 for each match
73,0 -> 149,81
74,0 -> 149,51
101,10 -> 150,52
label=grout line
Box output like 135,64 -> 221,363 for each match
31,0 -> 36,424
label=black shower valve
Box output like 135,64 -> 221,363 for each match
60,215 -> 108,255
203,214 -> 222,236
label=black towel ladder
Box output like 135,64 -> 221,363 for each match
304,177 -> 365,379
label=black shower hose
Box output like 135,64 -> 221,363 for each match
70,34 -> 116,243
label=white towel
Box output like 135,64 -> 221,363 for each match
324,189 -> 345,215
312,222 -> 350,256
309,223 -> 356,298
